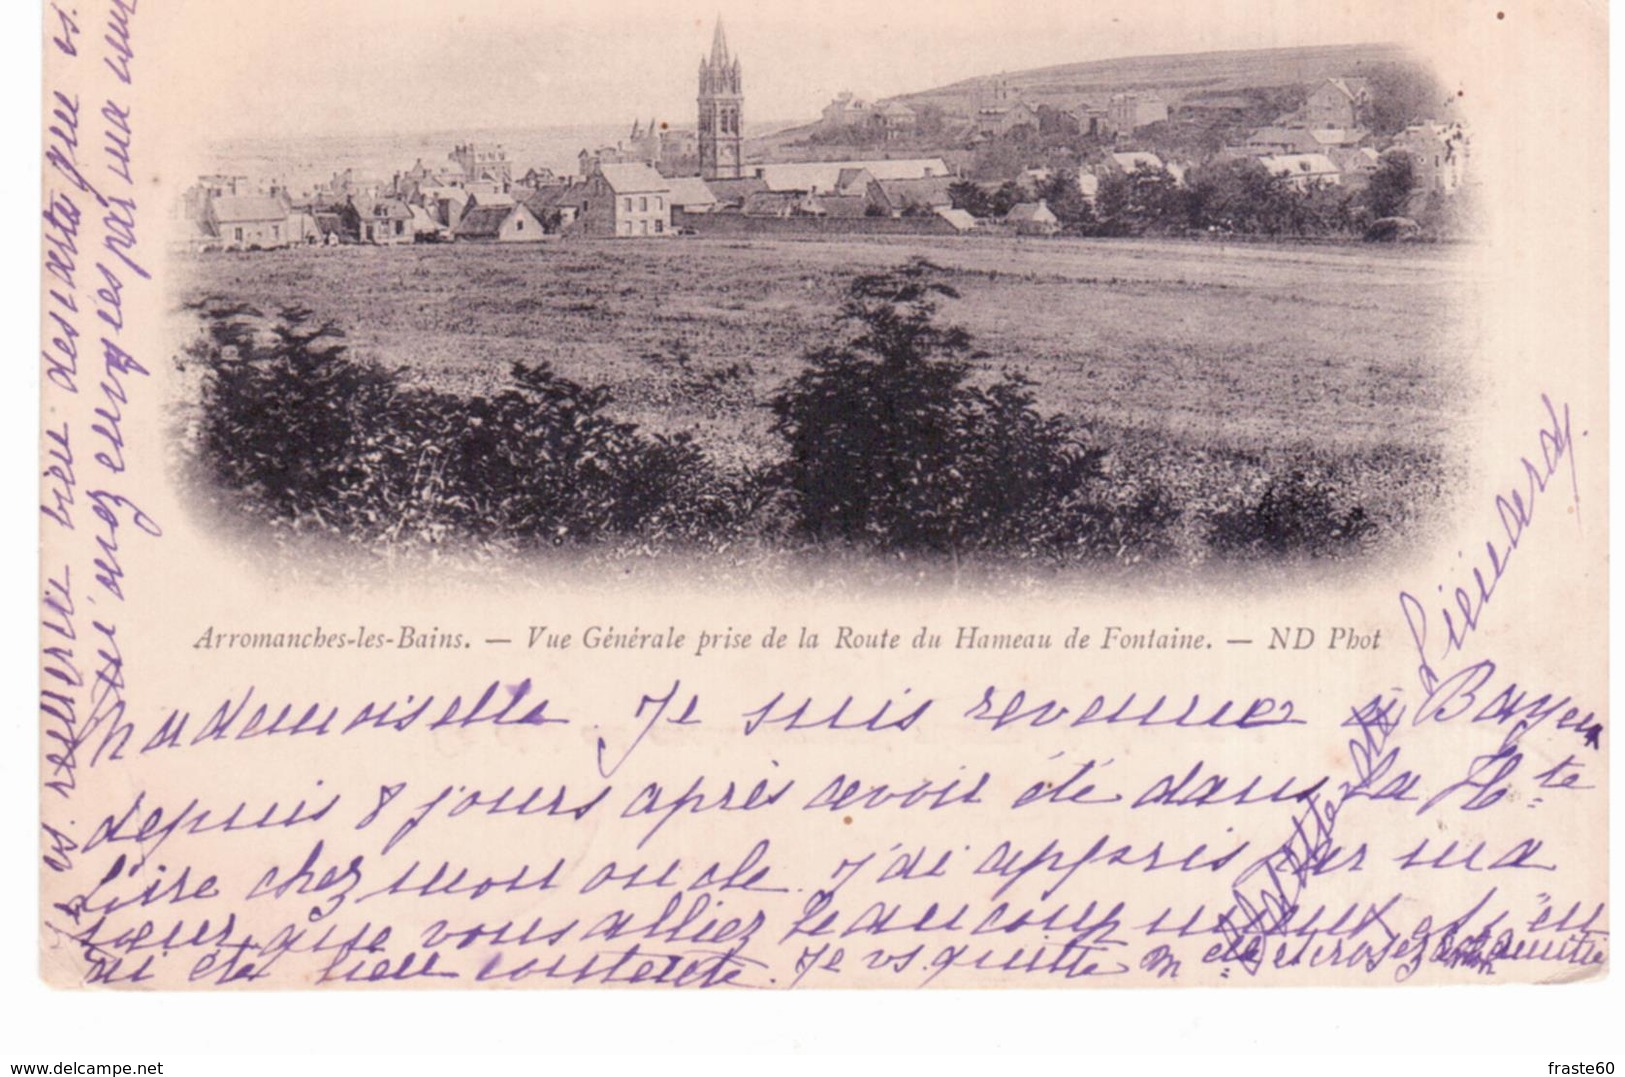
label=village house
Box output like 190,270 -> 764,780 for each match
315,169 -> 383,205
523,184 -> 578,231
206,194 -> 296,250
831,168 -> 876,197
974,76 -> 1039,137
418,186 -> 472,233
1243,126 -> 1325,155
285,209 -> 324,245
464,189 -> 516,209
1062,101 -> 1110,138
821,91 -> 871,131
312,211 -> 346,245
1107,92 -> 1168,133
815,194 -> 874,219
657,129 -> 700,176
1389,122 -> 1470,194
1259,153 -> 1342,190
742,190 -> 825,218
394,158 -> 466,202
869,175 -> 955,216
665,176 -> 719,214
871,101 -> 917,141
1109,150 -> 1167,175
408,204 -> 444,241
749,158 -> 951,194
933,207 -> 978,232
449,142 -> 513,187
452,202 -> 548,242
986,99 -> 1040,138
1328,145 -> 1382,183
569,161 -> 673,237
1303,78 -> 1371,130
521,166 -> 563,189
339,197 -> 415,245
1005,200 -> 1060,235
702,176 -> 770,210
182,174 -> 250,220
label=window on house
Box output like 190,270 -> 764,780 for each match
654,219 -> 664,234
624,197 -> 632,212
639,196 -> 647,212
516,218 -> 523,231
234,227 -> 243,242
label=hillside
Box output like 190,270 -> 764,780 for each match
891,42 -> 1415,113
747,42 -> 1419,159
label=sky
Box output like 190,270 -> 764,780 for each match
160,0 -> 1469,140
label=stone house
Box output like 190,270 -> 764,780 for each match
452,202 -> 548,242
206,194 -> 295,249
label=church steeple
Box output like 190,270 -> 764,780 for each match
697,16 -> 743,179
710,17 -> 730,66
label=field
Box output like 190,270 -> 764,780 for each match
175,234 -> 1474,566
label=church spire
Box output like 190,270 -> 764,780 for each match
710,17 -> 729,66
697,15 -> 742,180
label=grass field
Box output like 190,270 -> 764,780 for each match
176,234 -> 1474,564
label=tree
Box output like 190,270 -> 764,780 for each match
948,179 -> 993,218
1364,150 -> 1416,219
1038,171 -> 1096,231
1096,162 -> 1186,235
913,102 -> 947,140
767,260 -> 1095,553
968,138 -> 1026,182
1186,157 -> 1298,235
1361,61 -> 1449,137
988,180 -> 1025,217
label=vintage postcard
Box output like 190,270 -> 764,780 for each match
37,0 -> 1607,994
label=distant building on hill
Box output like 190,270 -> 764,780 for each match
975,78 -> 1040,137
822,91 -> 871,131
1108,93 -> 1169,133
1303,78 -> 1371,130
872,101 -> 917,141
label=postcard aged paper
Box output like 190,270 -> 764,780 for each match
37,0 -> 1607,993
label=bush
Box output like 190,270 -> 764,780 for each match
182,298 -> 750,548
1207,466 -> 1377,559
766,260 -> 1102,555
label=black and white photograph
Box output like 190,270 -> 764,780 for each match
166,11 -> 1479,580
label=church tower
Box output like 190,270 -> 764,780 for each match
697,18 -> 743,180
